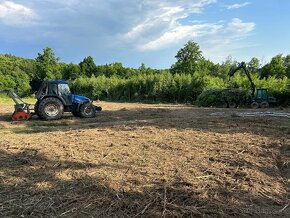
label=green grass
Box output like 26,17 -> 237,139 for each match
0,95 -> 36,105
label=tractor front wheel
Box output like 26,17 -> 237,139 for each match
79,103 -> 96,118
37,98 -> 64,120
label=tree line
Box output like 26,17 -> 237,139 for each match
0,41 -> 289,105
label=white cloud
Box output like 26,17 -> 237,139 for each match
122,1 -> 255,54
139,23 -> 222,51
0,1 -> 38,26
0,0 -> 257,66
123,0 -> 218,50
226,18 -> 255,33
200,18 -> 256,61
227,2 -> 250,10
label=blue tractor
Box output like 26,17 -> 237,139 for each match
34,80 -> 102,120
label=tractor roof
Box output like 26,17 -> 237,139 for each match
46,80 -> 68,84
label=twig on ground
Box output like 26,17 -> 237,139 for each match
279,201 -> 290,213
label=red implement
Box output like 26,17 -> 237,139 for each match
12,111 -> 31,121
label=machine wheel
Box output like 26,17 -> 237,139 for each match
37,97 -> 64,120
229,101 -> 237,108
251,102 -> 259,109
96,106 -> 102,111
260,101 -> 269,108
79,103 -> 96,118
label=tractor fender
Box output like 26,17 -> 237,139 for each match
72,100 -> 92,112
38,95 -> 66,106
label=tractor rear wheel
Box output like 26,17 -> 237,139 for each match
79,103 -> 96,118
37,97 -> 64,120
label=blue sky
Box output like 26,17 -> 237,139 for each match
0,0 -> 289,68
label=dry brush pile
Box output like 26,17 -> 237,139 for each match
0,102 -> 289,217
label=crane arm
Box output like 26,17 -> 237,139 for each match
228,62 -> 256,97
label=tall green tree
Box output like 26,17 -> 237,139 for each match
215,56 -> 237,79
283,54 -> 290,78
35,47 -> 61,80
247,57 -> 260,74
261,54 -> 286,79
63,63 -> 81,80
79,56 -> 97,77
170,41 -> 204,74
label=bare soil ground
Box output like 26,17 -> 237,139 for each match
0,102 -> 289,217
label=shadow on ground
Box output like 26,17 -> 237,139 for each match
1,107 -> 289,140
0,149 -> 288,218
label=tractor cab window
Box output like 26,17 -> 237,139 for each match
48,84 -> 58,95
58,83 -> 72,104
256,89 -> 267,100
36,82 -> 48,98
256,90 -> 262,99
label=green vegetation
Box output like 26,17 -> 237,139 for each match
0,42 -> 289,106
71,73 -> 203,103
0,94 -> 35,104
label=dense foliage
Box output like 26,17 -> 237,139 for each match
0,42 -> 289,105
71,73 -> 204,103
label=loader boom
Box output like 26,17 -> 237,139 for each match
228,62 -> 256,97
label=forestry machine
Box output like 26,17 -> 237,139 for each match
228,62 -> 276,108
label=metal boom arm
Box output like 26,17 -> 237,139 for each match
228,62 -> 256,97
0,90 -> 29,106
0,90 -> 31,114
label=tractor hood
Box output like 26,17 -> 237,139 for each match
72,94 -> 91,104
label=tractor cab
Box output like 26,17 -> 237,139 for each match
255,88 -> 269,101
250,88 -> 277,108
36,80 -> 73,105
35,80 -> 102,120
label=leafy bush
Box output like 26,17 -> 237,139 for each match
196,88 -> 251,107
196,89 -> 225,107
71,73 -> 204,103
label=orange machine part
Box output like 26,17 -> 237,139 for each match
12,111 -> 31,121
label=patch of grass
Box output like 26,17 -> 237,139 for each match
0,95 -> 36,105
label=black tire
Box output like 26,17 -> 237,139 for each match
37,97 -> 64,120
96,106 -> 102,111
34,101 -> 40,117
79,103 -> 96,118
251,102 -> 259,109
229,101 -> 237,108
260,101 -> 269,108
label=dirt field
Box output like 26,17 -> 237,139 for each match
0,102 -> 289,217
